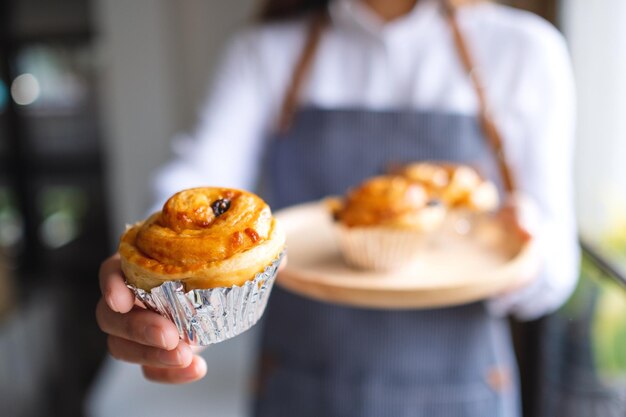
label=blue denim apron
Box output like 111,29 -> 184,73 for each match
254,107 -> 521,417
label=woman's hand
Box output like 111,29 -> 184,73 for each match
498,193 -> 535,244
495,193 -> 542,294
96,254 -> 207,384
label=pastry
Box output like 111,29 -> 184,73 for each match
329,176 -> 446,271
331,175 -> 446,231
399,162 -> 499,212
120,187 -> 285,291
119,187 -> 286,345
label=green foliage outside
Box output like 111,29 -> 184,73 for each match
590,219 -> 626,382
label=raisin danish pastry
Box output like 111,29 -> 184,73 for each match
120,187 -> 285,290
119,187 -> 285,345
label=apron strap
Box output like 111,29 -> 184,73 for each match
277,10 -> 330,133
442,0 -> 516,193
277,1 -> 516,194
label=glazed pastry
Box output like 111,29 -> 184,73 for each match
400,162 -> 499,212
329,176 -> 446,271
332,175 -> 445,232
120,187 -> 285,291
119,187 -> 286,346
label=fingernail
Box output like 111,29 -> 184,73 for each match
106,294 -> 118,313
144,325 -> 167,348
190,357 -> 207,378
158,348 -> 183,366
180,357 -> 204,379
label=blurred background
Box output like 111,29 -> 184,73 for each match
0,0 -> 625,416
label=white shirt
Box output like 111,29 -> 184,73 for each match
153,0 -> 580,320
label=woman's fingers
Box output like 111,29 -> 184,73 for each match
499,205 -> 532,243
97,252 -> 206,383
98,253 -> 207,384
96,298 -> 179,350
108,336 -> 193,368
99,254 -> 135,314
142,355 -> 207,384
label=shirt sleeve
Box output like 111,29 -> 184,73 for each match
487,22 -> 580,320
150,30 -> 272,213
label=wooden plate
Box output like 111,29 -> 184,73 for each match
274,201 -> 540,309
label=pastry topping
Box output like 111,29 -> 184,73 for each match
131,187 -> 275,267
231,231 -> 244,248
245,228 -> 261,243
426,199 -> 443,207
211,198 -> 231,217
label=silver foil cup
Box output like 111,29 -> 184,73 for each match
127,251 -> 284,346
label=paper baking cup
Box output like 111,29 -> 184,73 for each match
335,226 -> 427,271
128,251 -> 284,346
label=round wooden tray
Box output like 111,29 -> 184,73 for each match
274,202 -> 540,309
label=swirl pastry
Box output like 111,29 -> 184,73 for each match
329,176 -> 446,271
399,162 -> 499,212
332,175 -> 445,231
120,187 -> 285,291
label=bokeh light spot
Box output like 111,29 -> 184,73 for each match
11,73 -> 40,105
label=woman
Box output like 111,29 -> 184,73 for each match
96,0 -> 579,415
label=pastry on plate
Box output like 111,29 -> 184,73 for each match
399,162 -> 500,236
119,187 -> 286,345
399,162 -> 499,213
329,175 -> 446,271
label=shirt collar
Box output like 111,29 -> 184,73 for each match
329,0 -> 441,43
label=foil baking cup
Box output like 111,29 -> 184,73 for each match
128,251 -> 284,346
